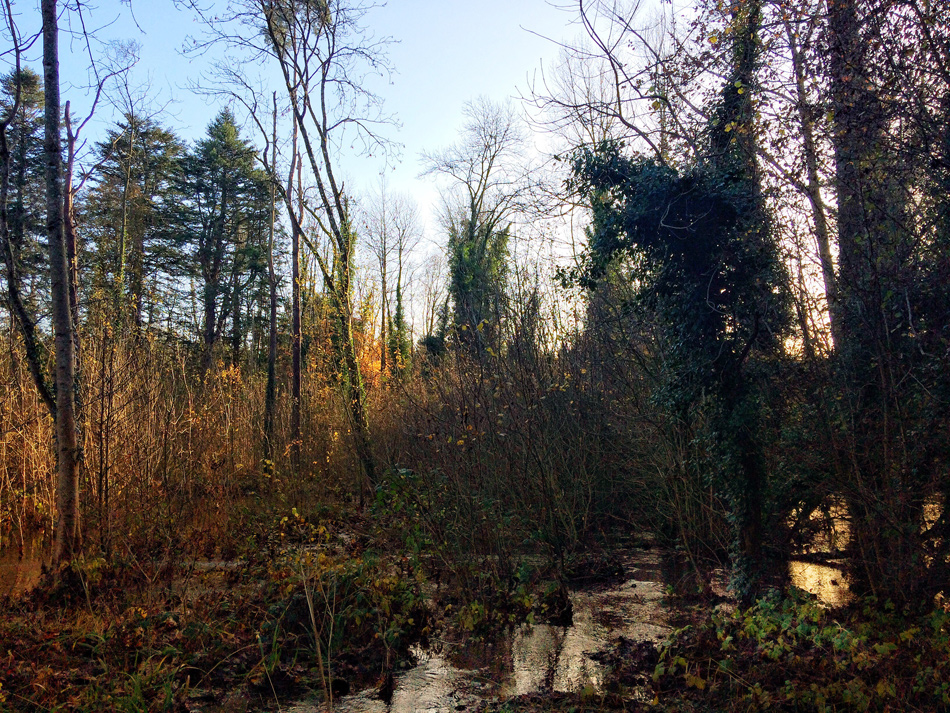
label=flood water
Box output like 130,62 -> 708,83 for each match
0,537 -> 46,597
0,538 -> 855,712
788,560 -> 850,607
289,550 -> 671,713
284,540 -> 861,713
2,507 -> 919,713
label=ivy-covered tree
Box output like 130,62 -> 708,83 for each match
446,216 -> 509,354
570,0 -> 790,600
424,98 -> 530,355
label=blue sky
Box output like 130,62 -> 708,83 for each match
27,0 -> 586,235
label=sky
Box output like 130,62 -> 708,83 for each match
13,0 -> 592,239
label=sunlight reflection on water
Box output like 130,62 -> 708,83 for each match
304,550 -> 671,713
788,561 -> 851,607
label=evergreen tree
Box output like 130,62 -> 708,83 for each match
86,112 -> 184,329
1,68 -> 46,308
176,109 -> 269,369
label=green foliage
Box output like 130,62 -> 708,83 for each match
419,298 -> 450,362
257,510 -> 430,681
651,592 -> 950,712
387,279 -> 412,378
174,109 -> 272,360
370,469 -> 566,640
1,67 -> 47,306
569,139 -> 791,598
448,218 -> 509,353
85,111 -> 185,327
568,143 -> 789,384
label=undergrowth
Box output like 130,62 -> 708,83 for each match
0,507 -> 430,712
645,591 -> 950,712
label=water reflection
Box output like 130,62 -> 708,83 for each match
788,561 -> 851,607
0,538 -> 46,596
315,550 -> 670,713
296,648 -> 494,713
501,572 -> 668,697
787,494 -> 946,607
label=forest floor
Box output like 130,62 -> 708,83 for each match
0,499 -> 948,713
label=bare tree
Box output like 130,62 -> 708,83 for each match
42,0 -> 81,563
533,1 -> 694,161
360,177 -> 395,376
527,39 -> 629,150
361,178 -> 421,379
189,0 -> 396,490
417,250 -> 447,346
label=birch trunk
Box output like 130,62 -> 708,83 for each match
43,0 -> 81,563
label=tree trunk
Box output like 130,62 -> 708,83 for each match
116,117 -> 134,325
336,282 -> 376,495
230,245 -> 242,365
291,143 -> 302,474
826,0 -> 914,601
380,256 -> 387,379
63,103 -> 81,346
786,22 -> 840,351
202,179 -> 228,373
264,92 -> 279,461
43,0 -> 81,563
709,0 -> 771,601
202,280 -> 217,373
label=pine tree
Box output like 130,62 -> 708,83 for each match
1,68 -> 46,309
176,109 -> 269,370
86,113 -> 183,330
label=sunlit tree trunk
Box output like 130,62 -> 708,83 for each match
43,0 -> 81,562
291,134 -> 302,474
63,103 -> 81,350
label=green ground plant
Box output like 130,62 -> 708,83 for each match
649,591 -> 950,712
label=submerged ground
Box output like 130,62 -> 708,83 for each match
0,506 -> 947,713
